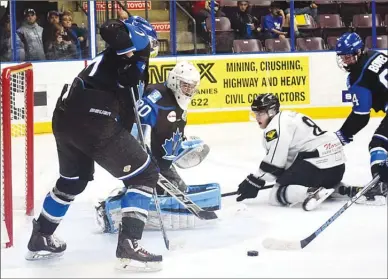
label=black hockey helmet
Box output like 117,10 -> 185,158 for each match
99,19 -> 134,55
251,93 -> 280,116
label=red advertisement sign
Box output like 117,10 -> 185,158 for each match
151,22 -> 170,32
83,1 -> 151,12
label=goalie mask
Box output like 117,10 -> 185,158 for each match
167,61 -> 201,110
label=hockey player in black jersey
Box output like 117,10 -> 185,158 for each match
25,18 -> 163,271
95,61 -> 220,232
334,32 -> 388,205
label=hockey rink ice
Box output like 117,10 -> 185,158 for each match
1,117 -> 387,278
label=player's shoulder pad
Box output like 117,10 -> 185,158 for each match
146,89 -> 162,104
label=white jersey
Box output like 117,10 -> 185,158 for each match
254,110 -> 346,183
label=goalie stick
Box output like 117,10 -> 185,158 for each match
262,175 -> 381,250
131,86 -> 170,250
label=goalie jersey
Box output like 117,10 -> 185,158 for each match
254,110 -> 346,182
137,83 -> 187,171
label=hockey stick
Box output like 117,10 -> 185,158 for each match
130,87 -> 170,250
221,185 -> 274,197
157,175 -> 218,220
262,175 -> 381,250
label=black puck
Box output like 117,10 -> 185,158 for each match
247,250 -> 259,256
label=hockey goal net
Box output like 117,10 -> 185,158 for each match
1,63 -> 34,248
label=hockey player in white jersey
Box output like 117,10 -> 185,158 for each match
236,93 -> 346,210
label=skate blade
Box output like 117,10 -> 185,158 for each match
303,189 -> 335,211
25,250 -> 64,261
115,258 -> 162,272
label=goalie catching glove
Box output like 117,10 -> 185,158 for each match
173,136 -> 210,169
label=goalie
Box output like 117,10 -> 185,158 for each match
95,61 -> 221,233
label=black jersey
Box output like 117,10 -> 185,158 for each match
347,50 -> 388,114
340,50 -> 388,139
137,83 -> 187,171
61,45 -> 150,131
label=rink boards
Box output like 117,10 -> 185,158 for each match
2,50 -> 386,134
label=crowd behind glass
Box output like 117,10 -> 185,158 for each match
0,0 -> 387,62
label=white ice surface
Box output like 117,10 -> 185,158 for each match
1,118 -> 387,278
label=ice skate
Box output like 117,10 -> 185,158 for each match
303,187 -> 335,211
356,182 -> 387,206
116,224 -> 162,272
25,219 -> 67,261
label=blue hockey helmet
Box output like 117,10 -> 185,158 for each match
335,32 -> 364,71
125,16 -> 159,58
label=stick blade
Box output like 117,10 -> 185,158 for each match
198,210 -> 218,220
262,238 -> 302,250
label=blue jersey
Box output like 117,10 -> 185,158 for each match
347,50 -> 388,114
263,14 -> 283,36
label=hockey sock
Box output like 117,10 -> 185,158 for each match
121,185 -> 153,239
37,187 -> 75,235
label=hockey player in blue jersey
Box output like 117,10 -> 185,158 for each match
95,61 -> 221,232
334,32 -> 388,205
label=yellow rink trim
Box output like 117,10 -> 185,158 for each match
23,106 -> 385,135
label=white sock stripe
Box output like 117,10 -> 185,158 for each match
123,212 -> 148,224
53,186 -> 76,200
371,159 -> 385,166
354,111 -> 370,115
41,209 -> 63,223
122,206 -> 148,216
374,134 -> 388,141
370,147 -> 387,153
127,188 -> 153,198
118,156 -> 151,180
49,191 -> 72,205
60,174 -> 79,180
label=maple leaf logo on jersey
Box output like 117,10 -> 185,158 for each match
162,128 -> 183,160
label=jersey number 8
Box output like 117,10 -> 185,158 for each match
302,116 -> 326,136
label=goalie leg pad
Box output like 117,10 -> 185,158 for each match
146,183 -> 221,230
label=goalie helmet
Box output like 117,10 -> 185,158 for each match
251,93 -> 280,118
335,32 -> 364,72
167,61 -> 201,110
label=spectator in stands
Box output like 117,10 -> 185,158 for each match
0,15 -> 25,61
71,22 -> 88,58
43,10 -> 60,54
262,2 -> 287,39
195,0 -> 225,41
284,1 -> 318,23
230,1 -> 261,39
118,10 -> 129,21
46,23 -> 77,60
17,8 -> 45,61
60,12 -> 81,58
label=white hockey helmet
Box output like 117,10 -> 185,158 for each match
167,61 -> 200,110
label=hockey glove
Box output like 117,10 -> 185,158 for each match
236,174 -> 265,202
335,130 -> 353,146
